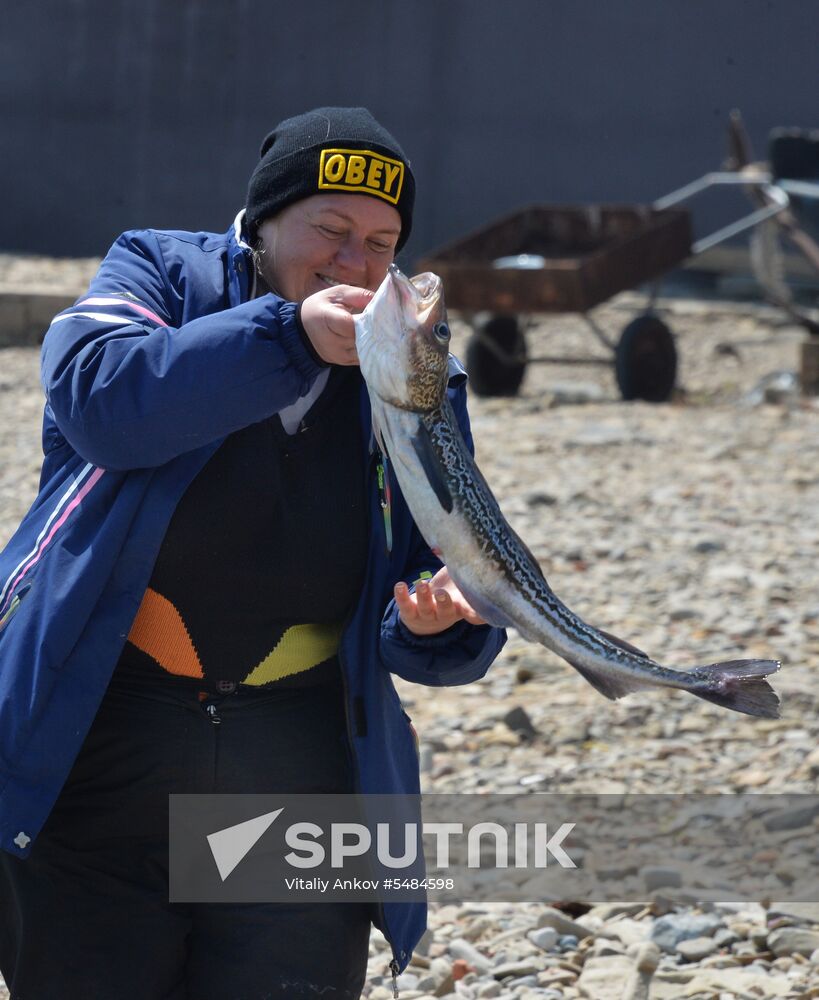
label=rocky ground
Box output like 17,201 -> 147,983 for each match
0,258 -> 817,997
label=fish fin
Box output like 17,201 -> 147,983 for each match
516,536 -> 548,581
597,628 -> 651,660
564,656 -> 646,701
453,581 -> 517,629
691,659 -> 781,719
411,425 -> 453,513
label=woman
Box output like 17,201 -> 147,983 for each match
0,107 -> 505,999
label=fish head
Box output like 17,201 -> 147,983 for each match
355,264 -> 451,412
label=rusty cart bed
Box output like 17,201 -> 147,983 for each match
417,203 -> 693,401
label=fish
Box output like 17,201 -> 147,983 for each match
354,264 -> 781,718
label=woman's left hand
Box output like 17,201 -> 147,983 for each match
394,566 -> 487,636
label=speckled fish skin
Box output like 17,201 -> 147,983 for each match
355,265 -> 781,719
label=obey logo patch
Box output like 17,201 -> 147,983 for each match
318,149 -> 405,205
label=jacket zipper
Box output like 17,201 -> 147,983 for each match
233,265 -> 399,964
389,958 -> 400,996
337,445 -> 376,791
337,443 -> 404,990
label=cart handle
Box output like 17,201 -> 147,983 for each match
653,171 -> 790,255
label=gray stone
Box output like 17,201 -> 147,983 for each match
748,925 -> 769,949
762,801 -> 819,830
448,938 -> 493,974
714,902 -> 767,920
676,936 -> 718,961
619,942 -> 660,1000
556,719 -> 590,743
668,605 -> 697,621
767,901 -> 819,923
526,927 -> 558,952
566,424 -> 654,448
585,902 -> 645,921
649,912 -> 723,953
771,955 -> 794,971
653,965 -> 793,997
394,971 -> 419,990
604,918 -> 649,947
486,925 -> 536,949
656,887 -> 756,909
492,960 -> 541,980
524,489 -> 557,507
460,915 -> 497,942
536,906 -> 592,939
502,706 -> 538,739
590,938 -> 626,957
575,954 -> 633,999
414,927 -> 435,956
0,292 -> 77,347
767,926 -> 819,957
631,942 -> 660,974
433,972 -> 455,996
543,380 -> 606,406
415,973 -> 440,992
713,927 -> 740,948
506,975 -> 538,988
731,940 -> 758,958
693,539 -> 725,554
700,953 -> 741,969
640,865 -> 683,891
429,957 -> 452,980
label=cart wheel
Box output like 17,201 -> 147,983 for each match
465,314 -> 527,396
615,314 -> 677,402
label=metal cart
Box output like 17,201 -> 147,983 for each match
417,126 -> 819,401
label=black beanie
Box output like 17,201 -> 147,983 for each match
245,107 -> 415,251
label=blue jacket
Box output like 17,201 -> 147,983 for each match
0,215 -> 506,972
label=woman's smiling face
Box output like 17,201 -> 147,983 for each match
256,193 -> 402,302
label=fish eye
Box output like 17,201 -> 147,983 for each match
433,322 -> 450,343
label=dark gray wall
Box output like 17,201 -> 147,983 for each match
2,0 -> 817,265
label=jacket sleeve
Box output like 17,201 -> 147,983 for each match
40,230 -> 325,470
378,374 -> 507,687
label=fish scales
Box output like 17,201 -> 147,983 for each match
355,265 -> 781,718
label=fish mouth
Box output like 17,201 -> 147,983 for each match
388,264 -> 443,320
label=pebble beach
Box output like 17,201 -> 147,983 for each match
0,256 -> 818,998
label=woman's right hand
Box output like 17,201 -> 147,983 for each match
299,285 -> 374,366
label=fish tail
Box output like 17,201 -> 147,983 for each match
691,659 -> 781,718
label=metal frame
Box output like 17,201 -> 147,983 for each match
653,171 -> 790,254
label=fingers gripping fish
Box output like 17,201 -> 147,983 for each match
354,265 -> 781,719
